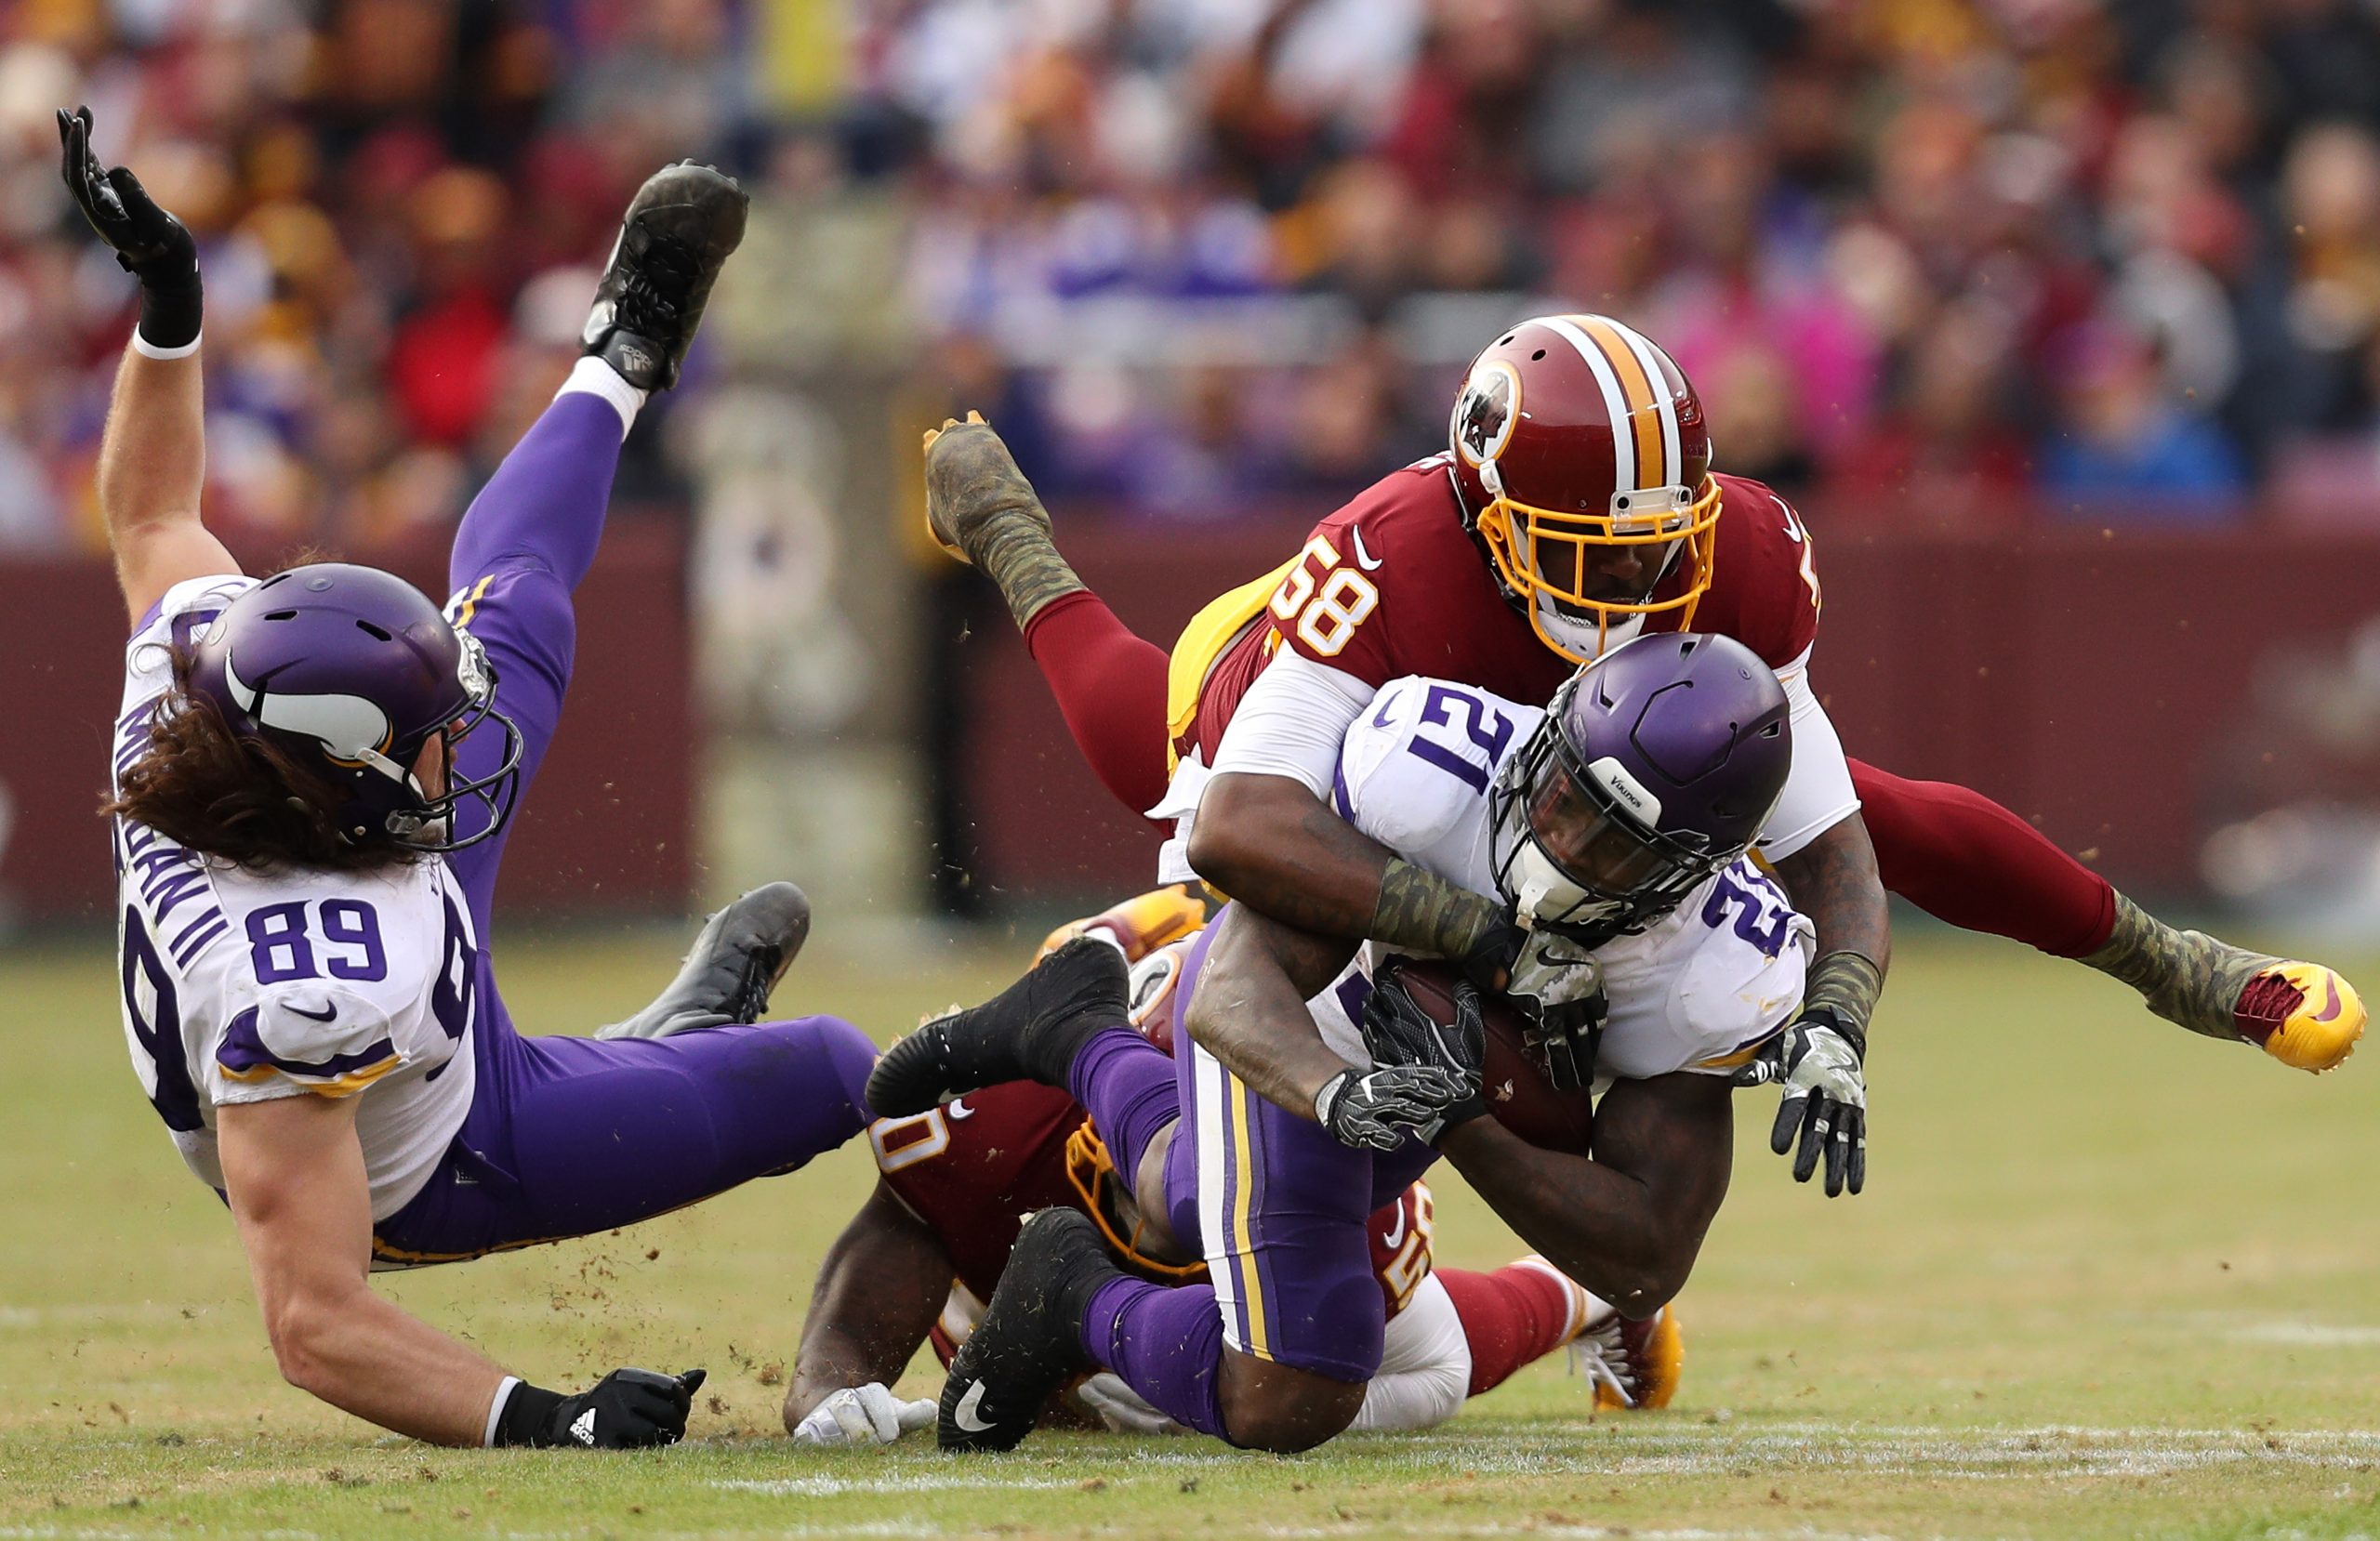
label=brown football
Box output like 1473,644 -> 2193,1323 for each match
1388,961 -> 1593,1155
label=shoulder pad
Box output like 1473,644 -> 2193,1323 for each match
216,983 -> 401,1096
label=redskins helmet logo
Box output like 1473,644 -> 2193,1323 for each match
1451,360 -> 1520,467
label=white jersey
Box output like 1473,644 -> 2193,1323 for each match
112,576 -> 479,1220
1307,676 -> 1811,1088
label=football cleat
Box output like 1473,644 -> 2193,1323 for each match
865,937 -> 1129,1115
597,883 -> 810,1039
939,1208 -> 1114,1452
2236,962 -> 2365,1074
582,161 -> 748,392
1035,885 -> 1208,965
919,414 -> 1051,565
1571,1299 -> 1683,1411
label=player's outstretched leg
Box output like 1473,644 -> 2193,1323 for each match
921,415 -> 1174,815
2081,897 -> 2365,1073
1851,760 -> 2364,1073
865,936 -> 1129,1115
373,1011 -> 879,1263
599,882 -> 812,1039
938,1208 -> 1119,1452
442,159 -> 749,931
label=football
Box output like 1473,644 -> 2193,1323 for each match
1387,961 -> 1593,1155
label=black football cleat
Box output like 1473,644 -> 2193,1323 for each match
582,161 -> 749,392
939,1208 -> 1117,1452
597,882 -> 811,1039
865,936 -> 1129,1116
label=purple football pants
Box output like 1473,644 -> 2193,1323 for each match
1077,911 -> 1439,1439
372,391 -> 876,1266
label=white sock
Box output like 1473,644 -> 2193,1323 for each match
556,355 -> 648,439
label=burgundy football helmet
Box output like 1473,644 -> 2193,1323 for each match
185,563 -> 522,851
1448,314 -> 1721,661
1489,632 -> 1790,941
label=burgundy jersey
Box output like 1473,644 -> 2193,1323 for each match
869,1080 -> 1435,1319
1183,458 -> 1821,758
870,1082 -> 1084,1309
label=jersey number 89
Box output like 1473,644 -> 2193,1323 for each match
1270,534 -> 1380,657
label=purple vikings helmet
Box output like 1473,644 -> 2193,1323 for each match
1489,632 -> 1792,941
185,563 -> 522,851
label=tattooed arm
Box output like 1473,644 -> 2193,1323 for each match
1437,1070 -> 1735,1317
1183,902 -> 1365,1118
1772,812 -> 1892,992
1191,773 -> 1506,959
786,1182 -> 950,1434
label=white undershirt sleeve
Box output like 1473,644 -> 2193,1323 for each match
1753,645 -> 1861,863
1205,651 -> 1376,799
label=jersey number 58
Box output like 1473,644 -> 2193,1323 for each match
1269,534 -> 1380,658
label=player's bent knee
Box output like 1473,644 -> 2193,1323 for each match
1218,1353 -> 1368,1453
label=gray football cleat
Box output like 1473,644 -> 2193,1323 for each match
581,160 -> 749,393
598,882 -> 811,1039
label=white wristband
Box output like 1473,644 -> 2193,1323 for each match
482,1376 -> 522,1448
132,328 -> 202,361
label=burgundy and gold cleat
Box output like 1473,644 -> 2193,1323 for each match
1037,885 -> 1208,966
2235,963 -> 2365,1074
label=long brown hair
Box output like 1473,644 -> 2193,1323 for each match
101,647 -> 420,875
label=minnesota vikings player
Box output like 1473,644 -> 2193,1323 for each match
793,892 -> 1675,1449
73,108 -> 876,1449
872,633 -> 1804,1452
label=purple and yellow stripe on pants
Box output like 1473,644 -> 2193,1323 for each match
1171,915 -> 1403,1383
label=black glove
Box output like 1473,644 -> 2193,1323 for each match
1460,920 -> 1607,1092
1359,965 -> 1487,1140
494,1367 -> 706,1449
1732,1008 -> 1867,1196
56,105 -> 202,347
1313,1064 -> 1471,1152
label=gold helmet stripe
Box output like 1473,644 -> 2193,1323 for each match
1606,315 -> 1686,491
1539,313 -> 1637,492
1573,313 -> 1670,492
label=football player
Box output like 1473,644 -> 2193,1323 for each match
788,892 -> 1672,1447
76,109 -> 878,1449
876,633 -> 1804,1452
919,319 -> 2363,1198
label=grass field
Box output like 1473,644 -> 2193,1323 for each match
3,922 -> 2377,1540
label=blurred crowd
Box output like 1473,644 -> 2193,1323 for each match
891,0 -> 2380,527
0,0 -> 750,552
7,0 -> 2380,553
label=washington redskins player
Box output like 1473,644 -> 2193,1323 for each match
784,890 -> 1672,1445
919,313 -> 2363,1199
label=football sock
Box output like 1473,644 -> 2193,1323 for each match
1080,1276 -> 1228,1439
1021,590 -> 1173,818
2079,893 -> 2271,1041
450,389 -> 623,593
558,354 -> 647,439
1848,758 -> 2117,957
1437,1261 -> 1588,1397
1065,1027 -> 1181,1186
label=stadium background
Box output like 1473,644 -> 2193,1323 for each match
5,0 -> 2380,938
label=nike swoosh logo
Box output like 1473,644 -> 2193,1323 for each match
287,1000 -> 337,1022
1351,526 -> 1382,571
2315,976 -> 2343,1023
953,1378 -> 996,1433
946,1098 -> 974,1121
1380,1205 -> 1407,1249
